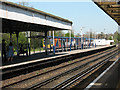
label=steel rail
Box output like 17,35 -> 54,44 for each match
52,51 -> 119,89
2,47 -> 116,88
26,48 -> 118,90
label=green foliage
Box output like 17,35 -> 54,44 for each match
30,32 -> 43,49
65,33 -> 69,37
108,36 -> 113,40
2,32 -> 27,50
65,33 -> 74,37
2,32 -> 44,52
114,31 -> 120,44
2,33 -> 10,46
30,38 -> 43,49
18,32 -> 27,45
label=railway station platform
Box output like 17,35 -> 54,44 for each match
0,45 -> 115,70
86,56 -> 120,89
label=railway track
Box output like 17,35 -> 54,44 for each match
53,53 -> 119,89
27,48 -> 119,89
2,46 -> 119,89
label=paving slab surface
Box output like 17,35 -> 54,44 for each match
1,45 -> 112,69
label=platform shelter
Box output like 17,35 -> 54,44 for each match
0,1 -> 72,55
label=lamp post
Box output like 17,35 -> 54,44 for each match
104,28 -> 106,45
81,27 -> 84,49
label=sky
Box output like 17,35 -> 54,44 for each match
7,0 -> 118,35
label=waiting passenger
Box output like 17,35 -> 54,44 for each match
8,42 -> 14,62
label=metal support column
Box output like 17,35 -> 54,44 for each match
81,38 -> 83,49
10,33 -> 12,42
81,36 -> 83,49
77,38 -> 78,49
45,31 -> 48,55
28,31 -> 31,56
73,38 -> 76,50
66,38 -> 68,51
16,32 -> 19,56
34,38 -> 35,54
70,30 -> 71,51
53,31 -> 55,54
26,31 -> 30,56
63,34 -> 65,51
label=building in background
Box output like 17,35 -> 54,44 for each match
93,39 -> 114,46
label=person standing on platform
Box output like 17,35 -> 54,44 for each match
2,39 -> 6,62
8,42 -> 14,62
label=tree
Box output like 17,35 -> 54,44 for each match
100,32 -> 105,39
2,32 -> 27,50
108,36 -> 113,40
114,31 -> 120,44
65,32 -> 74,37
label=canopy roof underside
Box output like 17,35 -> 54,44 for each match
2,18 -> 65,33
93,0 -> 120,25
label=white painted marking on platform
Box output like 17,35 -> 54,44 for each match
84,57 -> 120,90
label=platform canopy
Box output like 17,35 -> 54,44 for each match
93,0 -> 120,25
0,0 -> 72,33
